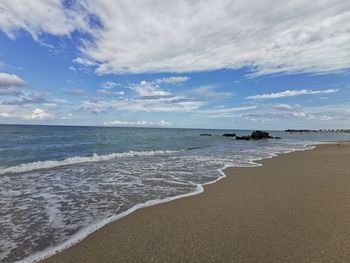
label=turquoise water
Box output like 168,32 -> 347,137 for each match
0,124 -> 348,263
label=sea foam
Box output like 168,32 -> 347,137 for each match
0,139 -> 318,263
0,150 -> 180,175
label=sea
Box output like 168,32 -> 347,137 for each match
0,124 -> 349,263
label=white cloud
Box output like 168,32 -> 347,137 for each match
2,92 -> 48,105
155,76 -> 189,84
0,112 -> 11,118
96,89 -> 124,95
61,113 -> 73,120
246,89 -> 338,100
0,72 -> 27,96
82,0 -> 350,75
198,106 -> 257,118
101,81 -> 117,89
83,79 -> 235,115
272,104 -> 293,110
83,78 -> 209,113
63,89 -> 84,96
0,86 -> 23,96
132,81 -> 171,97
320,115 -> 332,121
0,0 -> 88,39
81,95 -> 203,113
2,1 -> 349,76
207,106 -> 257,113
73,57 -> 97,66
243,103 -> 315,122
52,98 -> 70,104
24,108 -> 53,120
241,103 -> 350,125
301,104 -> 350,121
104,119 -> 172,126
97,81 -> 124,95
0,72 -> 26,87
190,86 -> 231,100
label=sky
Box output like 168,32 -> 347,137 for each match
0,0 -> 349,130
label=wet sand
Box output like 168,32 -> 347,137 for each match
42,142 -> 350,263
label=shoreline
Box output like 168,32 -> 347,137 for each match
10,142 -> 314,263
15,142 -> 314,263
19,141 -> 350,262
18,184 -> 205,263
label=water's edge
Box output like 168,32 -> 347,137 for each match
17,143 -> 319,263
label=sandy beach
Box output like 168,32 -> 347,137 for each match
41,142 -> 350,263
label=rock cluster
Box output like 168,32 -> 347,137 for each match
222,133 -> 236,137
232,131 -> 281,140
251,130 -> 272,139
201,131 -> 281,140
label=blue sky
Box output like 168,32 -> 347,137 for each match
0,0 -> 349,129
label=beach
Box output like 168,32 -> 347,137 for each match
2,1 -> 350,262
39,141 -> 350,263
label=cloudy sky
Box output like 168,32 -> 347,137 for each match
0,0 -> 349,129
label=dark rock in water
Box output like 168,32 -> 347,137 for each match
235,131 -> 280,140
200,133 -> 212,136
251,130 -> 270,140
275,137 -> 282,139
223,133 -> 236,137
236,135 -> 251,140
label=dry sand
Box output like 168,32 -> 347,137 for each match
42,142 -> 350,263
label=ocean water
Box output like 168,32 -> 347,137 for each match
0,124 -> 349,263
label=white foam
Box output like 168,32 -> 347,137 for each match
0,150 -> 179,175
203,142 -> 317,186
16,183 -> 204,263
12,141 -> 319,263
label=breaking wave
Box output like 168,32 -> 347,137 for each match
0,150 -> 180,175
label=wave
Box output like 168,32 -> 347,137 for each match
16,142 -> 317,263
0,150 -> 180,175
16,183 -> 204,263
186,146 -> 209,151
